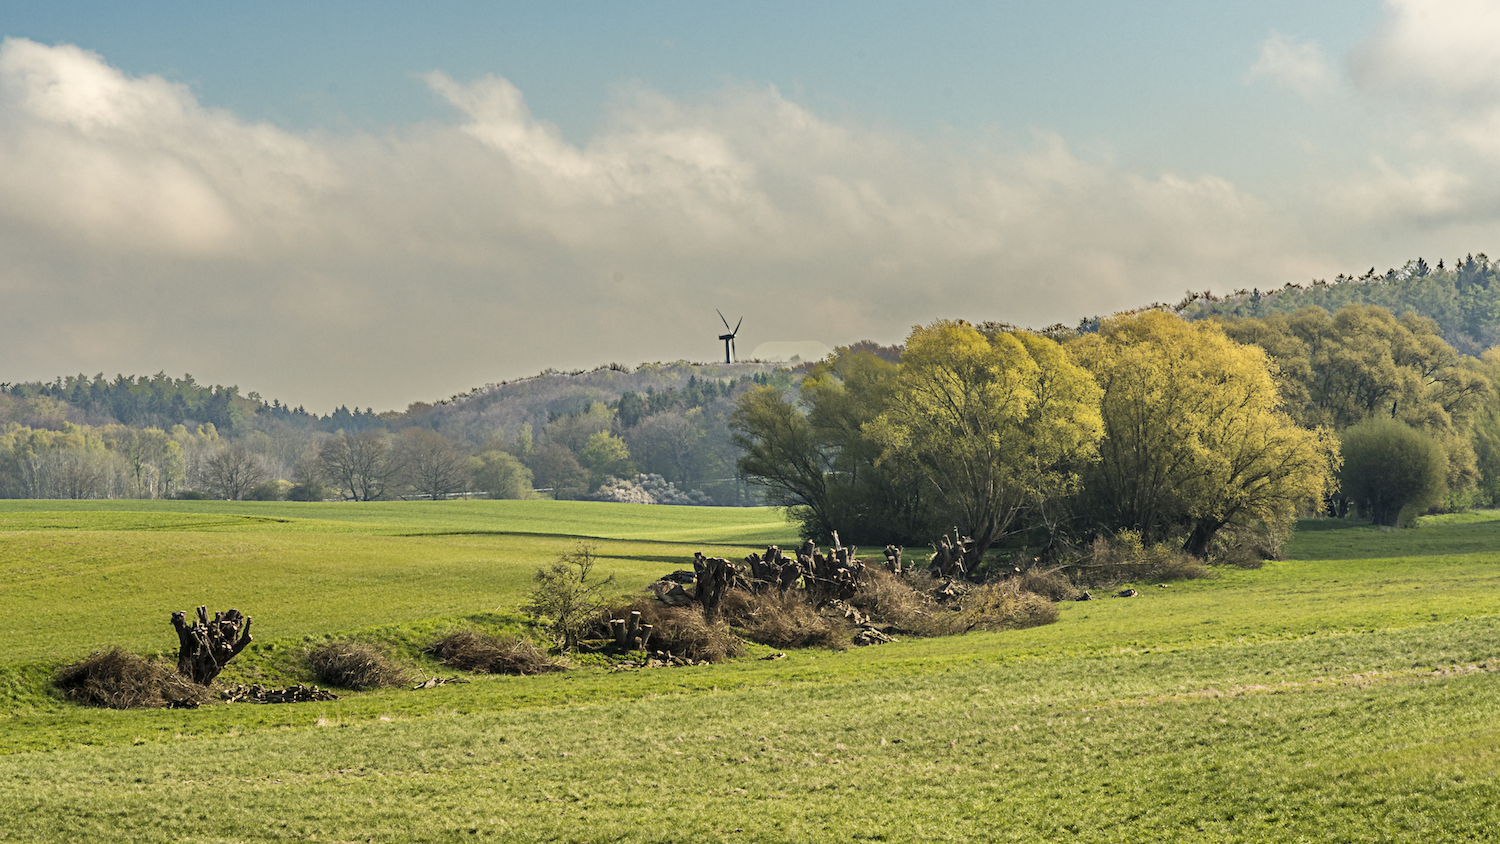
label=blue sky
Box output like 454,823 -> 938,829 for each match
3,1 -> 1496,410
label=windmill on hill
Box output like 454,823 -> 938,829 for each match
716,309 -> 743,364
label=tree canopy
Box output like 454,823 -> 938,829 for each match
1071,311 -> 1338,557
867,320 -> 1103,557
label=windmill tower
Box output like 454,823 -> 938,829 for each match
716,310 -> 742,364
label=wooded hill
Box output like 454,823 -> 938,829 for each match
1174,254 -> 1500,355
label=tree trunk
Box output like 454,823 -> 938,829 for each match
172,606 -> 253,685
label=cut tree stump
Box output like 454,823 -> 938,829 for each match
171,606 -> 253,685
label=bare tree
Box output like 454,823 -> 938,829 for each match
202,443 -> 268,500
319,431 -> 396,501
393,428 -> 470,500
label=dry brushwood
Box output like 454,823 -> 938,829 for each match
55,648 -> 210,709
171,606 -> 253,685
720,589 -> 847,650
221,683 -> 338,704
308,641 -> 410,690
427,630 -> 564,675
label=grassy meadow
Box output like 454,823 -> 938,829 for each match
2,501 -> 1499,842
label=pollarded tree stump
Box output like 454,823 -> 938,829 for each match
172,606 -> 253,685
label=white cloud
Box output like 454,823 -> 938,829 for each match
1349,0 -> 1500,110
1247,31 -> 1336,97
0,38 -> 1381,411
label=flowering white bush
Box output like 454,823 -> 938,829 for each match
590,473 -> 713,506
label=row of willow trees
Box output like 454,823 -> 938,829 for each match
731,306 -> 1485,562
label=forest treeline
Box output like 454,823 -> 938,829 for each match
0,363 -> 794,504
1175,254 -> 1500,355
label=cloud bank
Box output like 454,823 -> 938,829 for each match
2,24 -> 1499,410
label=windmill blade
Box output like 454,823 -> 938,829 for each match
732,316 -> 743,337
730,336 -> 737,361
717,309 -> 733,332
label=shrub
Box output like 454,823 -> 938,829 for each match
720,590 -> 847,649
524,543 -> 614,651
247,480 -> 289,501
286,481 -> 329,501
54,648 -> 209,709
605,598 -> 743,662
307,641 -> 409,690
427,630 -> 564,675
175,489 -> 210,500
957,580 -> 1059,631
1340,418 -> 1448,527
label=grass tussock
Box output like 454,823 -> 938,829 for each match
720,590 -> 848,650
958,580 -> 1060,631
607,598 -> 743,663
54,648 -> 209,709
307,641 -> 410,690
427,630 -> 565,675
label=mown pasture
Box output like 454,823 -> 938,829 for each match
2,501 -> 1499,842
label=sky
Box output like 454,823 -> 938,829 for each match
5,1 -> 1500,412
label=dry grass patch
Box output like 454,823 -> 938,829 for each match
1016,567 -> 1081,602
427,630 -> 565,675
54,648 -> 210,709
850,570 -> 965,636
308,641 -> 410,690
958,580 -> 1060,631
721,590 -> 848,650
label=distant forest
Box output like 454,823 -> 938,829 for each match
0,362 -> 796,503
1173,254 -> 1500,355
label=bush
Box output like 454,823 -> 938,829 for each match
175,489 -> 210,500
590,474 -> 713,506
524,544 -> 614,651
427,630 -> 564,675
720,590 -> 847,649
286,481 -> 329,501
307,641 -> 409,690
604,598 -> 743,662
247,480 -> 289,501
54,648 -> 209,709
1340,418 -> 1448,527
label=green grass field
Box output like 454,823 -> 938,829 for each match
2,502 -> 1499,842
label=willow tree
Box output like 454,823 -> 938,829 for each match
731,346 -> 937,544
1073,311 -> 1338,557
867,320 -> 1103,558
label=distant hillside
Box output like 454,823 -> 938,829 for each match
1174,254 -> 1500,355
415,361 -> 795,445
